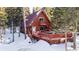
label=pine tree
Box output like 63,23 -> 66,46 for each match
5,7 -> 23,42
0,7 -> 7,42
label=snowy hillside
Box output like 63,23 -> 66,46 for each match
0,28 -> 79,51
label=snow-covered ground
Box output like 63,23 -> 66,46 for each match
0,28 -> 79,51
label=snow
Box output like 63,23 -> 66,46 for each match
75,34 -> 79,49
0,28 -> 32,51
0,28 -> 79,51
29,40 -> 51,51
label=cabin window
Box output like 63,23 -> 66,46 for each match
40,26 -> 47,31
39,17 -> 45,22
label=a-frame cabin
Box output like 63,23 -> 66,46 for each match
20,8 -> 52,37
20,8 -> 73,44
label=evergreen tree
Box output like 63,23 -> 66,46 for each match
0,8 -> 7,42
5,7 -> 23,42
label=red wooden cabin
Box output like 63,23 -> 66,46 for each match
20,8 -> 73,44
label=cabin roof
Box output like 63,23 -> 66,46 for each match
26,8 -> 48,27
26,11 -> 37,27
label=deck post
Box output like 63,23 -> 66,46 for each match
73,32 -> 76,50
72,16 -> 77,50
65,32 -> 67,51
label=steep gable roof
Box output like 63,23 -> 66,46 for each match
26,7 -> 49,27
26,11 -> 37,27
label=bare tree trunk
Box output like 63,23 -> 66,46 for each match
23,8 -> 27,39
3,26 -> 6,34
10,27 -> 12,33
0,20 -> 4,43
18,20 -> 21,37
3,21 -> 6,34
12,20 -> 14,42
24,19 -> 27,39
10,20 -> 12,34
18,24 -> 20,37
0,26 -> 4,43
0,26 -> 2,43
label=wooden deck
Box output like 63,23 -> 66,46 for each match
32,31 -> 73,44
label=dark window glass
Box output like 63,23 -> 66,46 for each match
39,17 -> 45,22
40,26 -> 47,30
